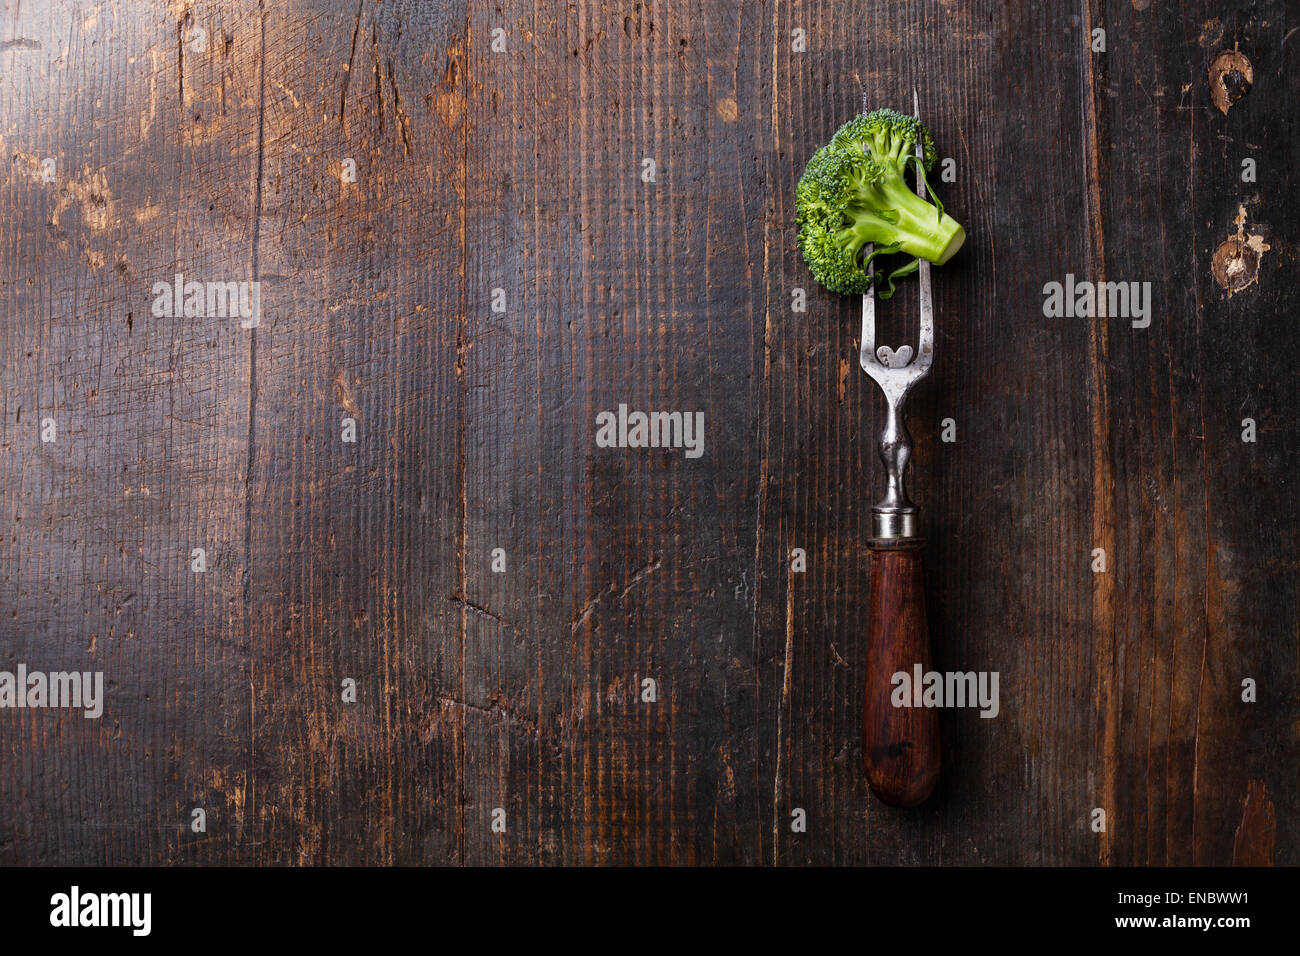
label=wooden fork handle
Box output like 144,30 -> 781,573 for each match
862,539 -> 940,807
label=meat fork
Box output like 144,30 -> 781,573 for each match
858,90 -> 941,807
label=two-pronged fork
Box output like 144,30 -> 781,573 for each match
858,91 -> 941,807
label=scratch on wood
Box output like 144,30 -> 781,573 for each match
1080,0 -> 1117,866
436,695 -> 541,738
387,60 -> 412,155
569,557 -> 663,633
454,10 -> 472,869
242,0 -> 269,851
340,0 -> 364,122
772,559 -> 794,863
449,594 -> 514,630
177,15 -> 185,107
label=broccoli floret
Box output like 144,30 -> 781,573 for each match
795,108 -> 965,298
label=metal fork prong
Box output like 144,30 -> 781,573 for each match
914,89 -> 934,371
913,88 -> 923,195
916,261 -> 934,370
859,244 -> 876,369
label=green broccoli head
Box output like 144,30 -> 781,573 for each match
795,107 -> 964,298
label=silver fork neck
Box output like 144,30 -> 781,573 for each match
871,392 -> 919,539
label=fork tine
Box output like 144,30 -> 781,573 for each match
917,262 -> 934,367
913,89 -> 934,369
859,244 -> 876,368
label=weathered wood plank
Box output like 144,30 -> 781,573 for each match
1086,0 -> 1297,865
0,0 -> 261,864
242,0 -> 469,864
459,0 -> 776,865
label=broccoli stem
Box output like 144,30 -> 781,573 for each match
840,172 -> 965,268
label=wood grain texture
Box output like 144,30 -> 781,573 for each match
0,0 -> 1294,865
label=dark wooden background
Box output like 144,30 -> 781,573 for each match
1,0 -> 1294,865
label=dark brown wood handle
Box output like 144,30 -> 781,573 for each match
862,541 -> 940,807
